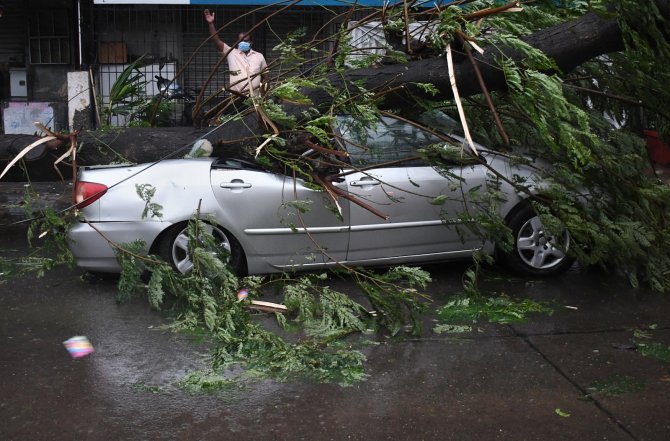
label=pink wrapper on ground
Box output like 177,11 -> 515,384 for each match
63,336 -> 94,358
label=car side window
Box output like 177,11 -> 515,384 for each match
336,114 -> 484,169
337,116 -> 437,168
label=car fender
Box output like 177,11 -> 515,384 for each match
83,159 -> 220,223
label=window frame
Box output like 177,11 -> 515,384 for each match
28,8 -> 72,65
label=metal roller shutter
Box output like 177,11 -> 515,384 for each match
0,2 -> 27,65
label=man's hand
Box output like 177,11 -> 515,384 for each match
205,9 -> 225,52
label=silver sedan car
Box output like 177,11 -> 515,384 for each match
67,113 -> 572,276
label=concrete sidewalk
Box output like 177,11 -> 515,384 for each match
498,277 -> 670,441
1,219 -> 669,441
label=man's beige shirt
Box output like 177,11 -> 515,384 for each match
221,43 -> 267,96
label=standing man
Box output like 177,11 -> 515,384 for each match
204,9 -> 268,97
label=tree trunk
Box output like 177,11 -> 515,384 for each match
300,11 -> 624,110
0,135 -> 70,182
0,120 -> 264,181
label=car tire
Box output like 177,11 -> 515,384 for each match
157,222 -> 246,275
500,203 -> 574,276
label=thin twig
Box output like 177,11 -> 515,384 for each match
461,35 -> 510,146
464,1 -> 521,21
312,172 -> 390,220
304,139 -> 350,158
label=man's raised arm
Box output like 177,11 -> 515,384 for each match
204,9 -> 227,53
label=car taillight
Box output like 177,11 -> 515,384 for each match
74,181 -> 108,208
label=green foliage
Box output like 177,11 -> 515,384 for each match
147,269 -> 165,309
572,1 -> 670,141
0,256 -> 63,282
496,36 -> 559,72
432,323 -> 472,334
139,97 -> 176,128
440,1 -> 670,291
353,266 -> 431,336
0,188 -> 75,282
26,209 -> 75,272
268,78 -> 320,106
260,99 -> 297,128
589,374 -> 645,396
432,5 -> 470,50
97,56 -> 176,128
135,184 -> 163,219
177,369 -> 238,394
272,27 -> 308,66
636,341 -> 670,363
411,83 -> 440,97
437,294 -> 553,325
502,62 -> 594,166
555,408 -> 571,418
102,56 -> 151,127
305,115 -> 337,146
115,240 -> 150,303
111,215 -> 427,385
131,382 -> 164,394
283,275 -> 369,338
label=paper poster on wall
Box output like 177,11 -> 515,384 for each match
2,102 -> 55,135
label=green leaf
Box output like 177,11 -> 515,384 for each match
430,194 -> 449,205
555,408 -> 571,418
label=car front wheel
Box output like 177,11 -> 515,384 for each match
501,204 -> 574,276
157,223 -> 245,275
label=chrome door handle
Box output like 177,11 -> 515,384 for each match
350,179 -> 380,187
220,181 -> 252,189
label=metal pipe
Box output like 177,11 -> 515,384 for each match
77,0 -> 83,67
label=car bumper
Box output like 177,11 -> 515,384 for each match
68,221 -> 170,273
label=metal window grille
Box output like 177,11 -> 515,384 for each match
90,4 -> 335,126
29,9 -> 72,64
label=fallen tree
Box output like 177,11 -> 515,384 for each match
3,1 -> 670,387
4,0 -> 670,292
5,0 -> 667,170
291,7 -> 627,112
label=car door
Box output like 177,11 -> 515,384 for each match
210,159 -> 349,272
338,115 -> 487,263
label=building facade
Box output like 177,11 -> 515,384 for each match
0,0 -> 383,132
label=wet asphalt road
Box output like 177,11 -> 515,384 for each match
2,224 -> 670,441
